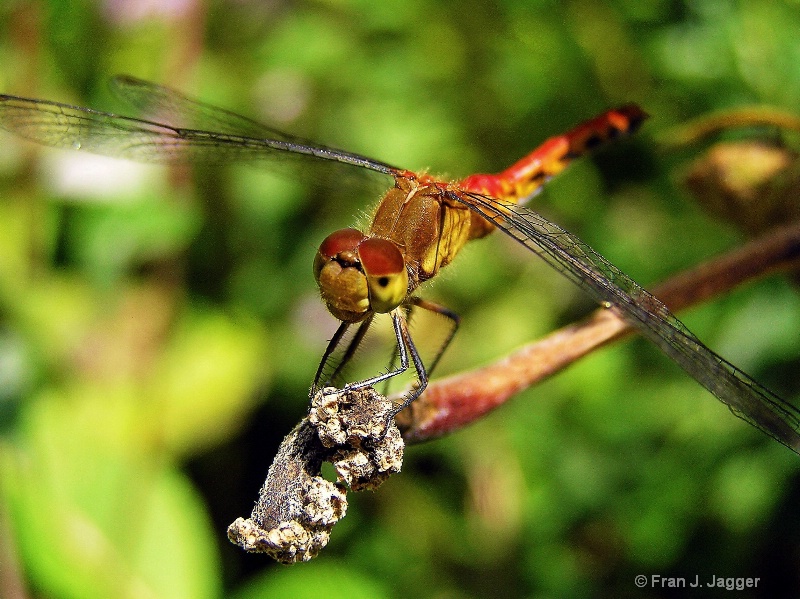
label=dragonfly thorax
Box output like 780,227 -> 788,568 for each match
313,228 -> 409,322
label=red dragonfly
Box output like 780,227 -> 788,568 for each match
1,76 -> 798,454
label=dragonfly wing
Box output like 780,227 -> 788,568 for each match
456,190 -> 800,454
110,75 -> 311,141
0,95 -> 196,161
0,85 -> 399,176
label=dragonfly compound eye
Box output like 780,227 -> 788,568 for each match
358,237 -> 409,314
314,228 -> 371,322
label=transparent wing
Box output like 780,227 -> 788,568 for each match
456,189 -> 800,454
109,75 -> 320,143
0,78 -> 398,176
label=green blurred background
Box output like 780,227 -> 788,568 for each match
1,0 -> 799,597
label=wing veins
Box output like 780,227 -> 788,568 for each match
456,190 -> 800,453
0,91 -> 397,174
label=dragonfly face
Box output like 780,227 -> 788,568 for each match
314,227 -> 409,322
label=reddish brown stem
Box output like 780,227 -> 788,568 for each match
396,221 -> 800,442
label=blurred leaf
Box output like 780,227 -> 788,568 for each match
2,387 -> 221,599
710,451 -> 790,533
231,560 -> 389,599
148,308 -> 270,458
67,197 -> 202,285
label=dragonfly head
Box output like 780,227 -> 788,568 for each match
314,228 -> 409,321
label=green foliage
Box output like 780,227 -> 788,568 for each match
1,0 -> 799,597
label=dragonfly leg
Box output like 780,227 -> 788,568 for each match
312,315 -> 377,396
379,304 -> 412,396
386,309 -> 428,420
324,310 -> 427,430
381,297 -> 459,393
313,308 -> 434,436
337,309 -> 416,390
312,320 -> 350,395
407,297 -> 460,377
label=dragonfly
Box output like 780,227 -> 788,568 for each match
1,76 -> 798,454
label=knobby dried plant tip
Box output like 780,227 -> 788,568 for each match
309,385 -> 404,490
228,386 -> 404,563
